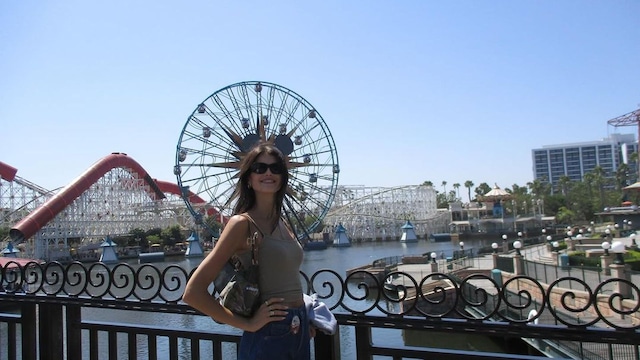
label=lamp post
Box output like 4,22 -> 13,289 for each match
601,241 -> 612,275
630,233 -> 638,250
552,241 -> 559,252
565,230 -> 574,250
513,240 -> 522,256
612,241 -> 625,265
459,241 -> 464,257
491,242 -> 499,269
513,240 -> 524,274
430,251 -> 439,275
610,241 -> 632,301
502,234 -> 508,253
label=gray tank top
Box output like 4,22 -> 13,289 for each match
238,214 -> 304,304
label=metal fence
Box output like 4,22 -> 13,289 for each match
1,260 -> 639,360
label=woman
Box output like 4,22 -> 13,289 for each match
183,142 -> 311,359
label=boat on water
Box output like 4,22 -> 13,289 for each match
429,233 -> 452,242
304,240 -> 328,251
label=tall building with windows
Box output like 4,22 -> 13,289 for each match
532,133 -> 638,192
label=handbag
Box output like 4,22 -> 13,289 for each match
214,231 -> 260,317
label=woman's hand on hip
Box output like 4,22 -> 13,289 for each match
248,297 -> 287,332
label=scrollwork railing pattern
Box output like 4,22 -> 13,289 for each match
1,260 -> 638,330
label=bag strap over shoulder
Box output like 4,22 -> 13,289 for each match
240,214 -> 262,266
240,214 -> 265,237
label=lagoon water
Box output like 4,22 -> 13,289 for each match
82,239 -> 487,359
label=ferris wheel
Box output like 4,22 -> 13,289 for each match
174,81 -> 340,240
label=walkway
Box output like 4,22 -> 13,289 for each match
393,238 -> 640,360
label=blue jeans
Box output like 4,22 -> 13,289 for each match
239,305 -> 310,360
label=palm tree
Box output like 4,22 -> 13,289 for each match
616,163 -> 629,190
591,166 -> 606,210
422,180 -> 434,187
464,180 -> 474,203
558,175 -> 572,196
630,151 -> 639,183
441,181 -> 447,195
453,183 -> 461,200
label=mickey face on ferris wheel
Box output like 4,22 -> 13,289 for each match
175,81 -> 339,239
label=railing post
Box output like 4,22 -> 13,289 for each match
600,253 -> 613,276
513,254 -> 524,275
355,323 -> 373,360
66,304 -> 82,360
314,328 -> 341,360
608,263 -> 633,323
21,303 -> 37,360
39,302 -> 64,360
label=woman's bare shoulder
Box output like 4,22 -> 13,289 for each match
218,214 -> 251,244
227,214 -> 250,227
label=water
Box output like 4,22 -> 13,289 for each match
82,239 -> 478,359
0,239 -> 490,359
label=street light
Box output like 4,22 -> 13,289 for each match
513,240 -> 522,256
629,233 -> 638,250
431,252 -> 437,263
546,235 -> 552,243
611,241 -> 625,265
601,241 -> 611,256
552,241 -> 559,252
491,242 -> 498,253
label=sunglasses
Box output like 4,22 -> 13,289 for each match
250,162 -> 285,175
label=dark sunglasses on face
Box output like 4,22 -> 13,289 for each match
250,162 -> 285,175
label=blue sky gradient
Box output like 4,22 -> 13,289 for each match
2,1 -> 639,194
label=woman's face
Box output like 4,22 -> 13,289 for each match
248,153 -> 284,194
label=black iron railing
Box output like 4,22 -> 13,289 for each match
1,260 -> 639,360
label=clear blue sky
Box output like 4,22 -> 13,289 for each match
2,1 -> 639,194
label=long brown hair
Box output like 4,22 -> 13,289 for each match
231,142 -> 289,223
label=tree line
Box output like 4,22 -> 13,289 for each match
422,164 -> 639,225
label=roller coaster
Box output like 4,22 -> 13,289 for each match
1,154 -> 200,261
323,185 -> 449,241
2,154 -> 448,261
